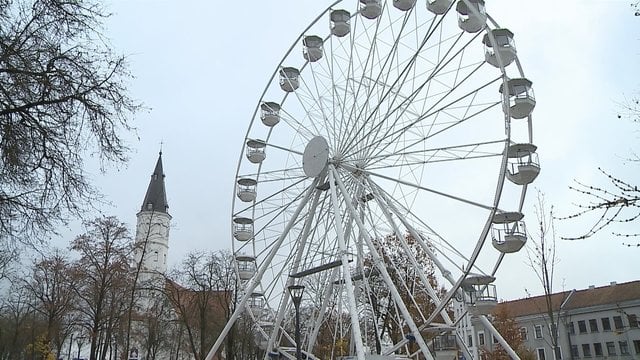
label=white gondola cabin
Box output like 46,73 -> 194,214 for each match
500,78 -> 536,119
236,254 -> 257,280
260,102 -> 281,127
303,35 -> 323,62
466,283 -> 498,315
393,0 -> 416,11
461,273 -> 496,292
246,139 -> 266,163
247,292 -> 265,318
455,0 -> 486,33
360,0 -> 382,19
491,211 -> 527,253
507,143 -> 540,185
233,217 -> 254,241
279,67 -> 300,92
432,333 -> 458,358
330,10 -> 351,37
483,28 -> 517,68
427,0 -> 453,15
236,178 -> 257,202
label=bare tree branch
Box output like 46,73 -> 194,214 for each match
0,0 -> 141,243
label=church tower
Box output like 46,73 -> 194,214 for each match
134,151 -> 171,285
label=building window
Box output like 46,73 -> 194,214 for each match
620,341 -> 629,355
534,325 -> 543,339
633,340 -> 640,354
588,319 -> 598,332
536,348 -> 546,360
519,327 -> 528,341
593,343 -> 603,356
578,320 -> 587,334
554,346 -> 562,360
628,314 -> 638,328
163,253 -> 167,264
606,341 -> 616,356
478,332 -> 485,346
153,251 -> 159,262
582,344 -> 591,357
568,322 -> 575,335
570,345 -> 579,358
468,335 -> 473,347
601,317 -> 611,331
613,315 -> 624,330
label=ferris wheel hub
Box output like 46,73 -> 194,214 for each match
303,136 -> 329,178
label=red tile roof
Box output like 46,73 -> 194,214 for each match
496,280 -> 640,318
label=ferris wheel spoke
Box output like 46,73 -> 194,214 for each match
353,63 -> 496,163
362,95 -> 501,167
366,177 -> 470,277
338,19 -> 387,156
340,162 -> 494,212
340,10 -> 457,155
365,139 -> 505,168
343,29 -> 482,157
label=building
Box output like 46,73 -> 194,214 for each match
475,281 -> 640,360
134,151 -> 171,289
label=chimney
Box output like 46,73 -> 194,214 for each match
610,281 -> 617,286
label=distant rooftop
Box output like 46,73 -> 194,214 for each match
497,280 -> 640,318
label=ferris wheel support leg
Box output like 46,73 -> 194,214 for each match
478,315 -> 521,360
204,180 -> 319,360
367,180 -> 474,359
266,188 -> 324,355
331,166 -> 435,360
328,168 -> 367,360
368,179 -> 455,316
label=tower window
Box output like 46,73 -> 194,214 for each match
154,251 -> 159,262
146,203 -> 153,210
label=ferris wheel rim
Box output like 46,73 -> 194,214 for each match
227,1 -> 536,359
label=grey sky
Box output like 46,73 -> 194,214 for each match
53,0 -> 639,301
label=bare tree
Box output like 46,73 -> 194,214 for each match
0,0 -> 141,242
526,191 -> 562,359
562,168 -> 639,241
0,280 -> 42,359
164,250 -> 235,360
69,216 -> 133,360
23,249 -> 76,359
0,240 -> 18,281
363,234 -> 444,356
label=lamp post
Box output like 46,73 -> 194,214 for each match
288,284 -> 305,360
76,336 -> 85,360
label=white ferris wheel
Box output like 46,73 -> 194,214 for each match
210,0 -> 540,359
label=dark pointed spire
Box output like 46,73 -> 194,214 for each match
141,151 -> 169,213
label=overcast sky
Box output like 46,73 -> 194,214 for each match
51,0 -> 639,302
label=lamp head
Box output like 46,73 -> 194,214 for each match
288,284 -> 305,305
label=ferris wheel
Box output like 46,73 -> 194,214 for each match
210,1 -> 539,359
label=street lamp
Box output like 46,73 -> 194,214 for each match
288,284 -> 305,360
76,336 -> 86,360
